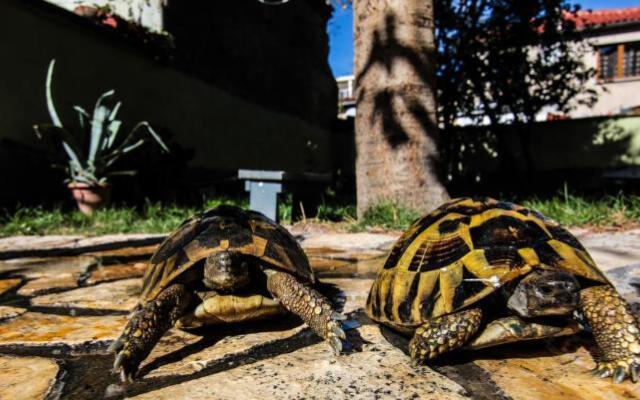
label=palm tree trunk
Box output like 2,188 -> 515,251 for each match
354,0 -> 449,217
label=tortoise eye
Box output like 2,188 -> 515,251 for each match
538,285 -> 554,296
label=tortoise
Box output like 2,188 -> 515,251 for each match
110,206 -> 345,381
366,197 -> 640,383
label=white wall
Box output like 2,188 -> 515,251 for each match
43,0 -> 165,32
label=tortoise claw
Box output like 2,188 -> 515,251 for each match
113,352 -> 125,370
120,369 -> 134,384
614,366 -> 627,384
108,337 -> 123,353
592,360 -> 640,383
330,336 -> 343,355
331,312 -> 346,321
332,325 -> 346,340
594,368 -> 612,378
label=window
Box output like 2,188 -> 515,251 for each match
624,42 -> 640,77
599,45 -> 617,80
338,88 -> 351,100
599,42 -> 640,80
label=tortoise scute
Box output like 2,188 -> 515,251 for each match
483,246 -> 525,270
409,236 -> 470,272
469,216 -> 549,249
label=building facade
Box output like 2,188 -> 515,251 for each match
336,75 -> 356,119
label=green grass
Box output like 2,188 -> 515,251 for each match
1,194 -> 639,237
354,201 -> 420,231
522,193 -> 640,227
0,198 -> 247,237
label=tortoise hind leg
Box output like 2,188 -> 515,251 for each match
580,285 -> 640,383
265,270 -> 346,354
109,284 -> 195,382
410,308 -> 482,364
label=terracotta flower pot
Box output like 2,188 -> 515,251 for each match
67,182 -> 111,216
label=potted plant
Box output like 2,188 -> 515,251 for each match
34,59 -> 169,215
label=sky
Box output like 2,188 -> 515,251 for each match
327,0 -> 640,77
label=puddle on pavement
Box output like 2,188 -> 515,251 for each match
0,247 -> 385,400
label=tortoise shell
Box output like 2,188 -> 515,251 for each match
366,197 -> 608,328
140,206 -> 314,303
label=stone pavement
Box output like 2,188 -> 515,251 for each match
0,229 -> 639,399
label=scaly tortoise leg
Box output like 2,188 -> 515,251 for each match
265,270 -> 346,354
580,285 -> 640,383
409,308 -> 482,364
109,284 -> 195,382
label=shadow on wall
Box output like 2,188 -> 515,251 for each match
356,14 -> 438,148
444,115 -> 640,196
356,13 -> 439,149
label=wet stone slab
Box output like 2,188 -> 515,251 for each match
85,262 -> 148,286
300,232 -> 398,252
0,256 -> 98,297
0,234 -> 164,260
309,250 -> 386,279
575,229 -> 640,272
0,306 -> 27,321
474,340 -> 640,399
85,246 -> 158,259
0,312 -> 127,350
0,278 -> 21,296
0,356 -> 59,399
31,279 -> 140,312
324,277 -> 374,314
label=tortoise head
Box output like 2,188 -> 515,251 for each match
507,267 -> 580,318
204,250 -> 251,293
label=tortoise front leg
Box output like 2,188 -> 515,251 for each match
580,285 -> 640,383
265,270 -> 346,354
409,308 -> 482,364
109,284 -> 195,382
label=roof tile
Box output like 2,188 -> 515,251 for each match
570,7 -> 640,29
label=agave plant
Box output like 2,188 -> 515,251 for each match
34,59 -> 169,186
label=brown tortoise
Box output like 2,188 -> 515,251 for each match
110,206 -> 345,381
366,197 -> 640,383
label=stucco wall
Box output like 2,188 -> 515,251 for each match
454,115 -> 640,174
445,115 -> 640,195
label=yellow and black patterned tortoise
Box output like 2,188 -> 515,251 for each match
366,197 -> 640,383
110,205 -> 345,381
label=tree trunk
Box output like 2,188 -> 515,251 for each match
354,0 -> 449,217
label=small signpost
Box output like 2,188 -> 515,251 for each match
238,169 -> 331,221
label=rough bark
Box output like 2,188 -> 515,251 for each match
354,0 -> 449,217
